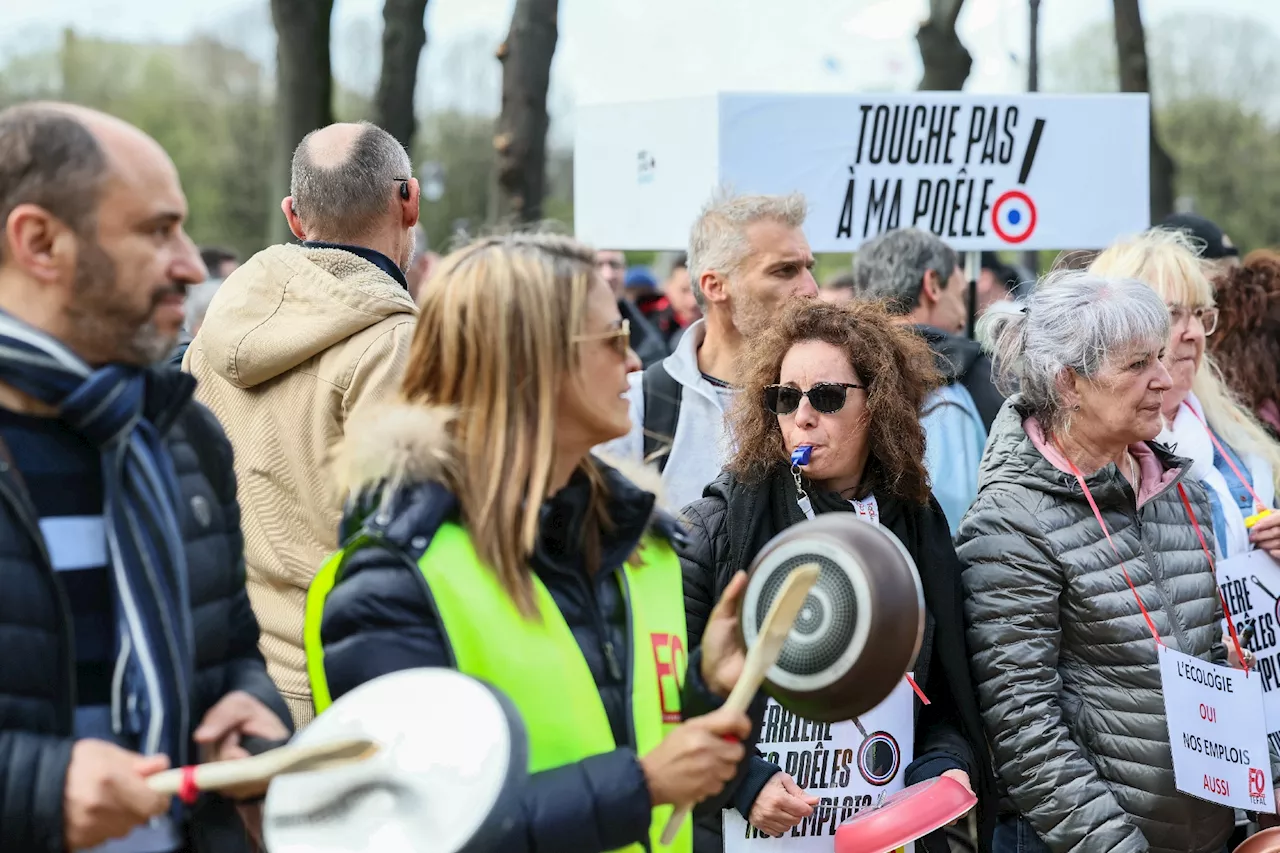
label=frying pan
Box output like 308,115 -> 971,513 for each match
1234,827 -> 1280,853
262,668 -> 527,853
834,775 -> 977,853
740,513 -> 926,722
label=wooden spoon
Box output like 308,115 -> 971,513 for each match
660,563 -> 822,845
148,738 -> 379,799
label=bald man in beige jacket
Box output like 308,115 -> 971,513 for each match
185,122 -> 421,727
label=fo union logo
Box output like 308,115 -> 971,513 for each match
1250,767 -> 1267,804
651,633 -> 686,723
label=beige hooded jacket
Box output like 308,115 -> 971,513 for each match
184,243 -> 416,727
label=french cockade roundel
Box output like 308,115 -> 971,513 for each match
991,190 -> 1037,244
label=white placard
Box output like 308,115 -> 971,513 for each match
575,92 -> 1150,252
1214,550 -> 1280,761
1159,645 -> 1275,812
724,678 -> 915,851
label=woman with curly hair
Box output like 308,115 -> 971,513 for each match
677,298 -> 996,852
1209,249 -> 1280,438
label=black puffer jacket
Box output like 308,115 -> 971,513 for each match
0,368 -> 290,853
319,403 -> 765,853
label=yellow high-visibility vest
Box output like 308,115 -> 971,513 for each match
304,521 -> 693,852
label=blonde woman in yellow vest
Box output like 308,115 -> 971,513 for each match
304,233 -> 760,853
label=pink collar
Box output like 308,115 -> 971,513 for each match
1023,416 -> 1178,507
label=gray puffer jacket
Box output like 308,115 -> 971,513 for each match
958,400 -> 1249,853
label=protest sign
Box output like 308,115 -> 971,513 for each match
724,678 -> 915,852
1215,550 -> 1280,759
574,92 -> 1150,252
1159,645 -> 1274,812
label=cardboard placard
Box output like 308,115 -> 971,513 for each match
1159,645 -> 1275,813
724,678 -> 916,851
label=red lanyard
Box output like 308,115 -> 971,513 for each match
1185,406 -> 1267,515
1063,452 -> 1251,674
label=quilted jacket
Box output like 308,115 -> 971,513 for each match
957,399 -> 1257,853
0,368 -> 290,853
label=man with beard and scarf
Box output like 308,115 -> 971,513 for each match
853,227 -> 1004,532
597,191 -> 819,511
183,121 -> 418,730
0,103 -> 289,853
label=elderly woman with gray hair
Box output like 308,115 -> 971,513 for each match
958,270 -> 1280,853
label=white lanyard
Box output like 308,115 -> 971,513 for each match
793,464 -> 879,524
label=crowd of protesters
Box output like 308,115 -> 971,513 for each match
2,99 -> 1280,853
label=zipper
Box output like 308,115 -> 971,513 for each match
585,567 -> 626,684
0,473 -> 78,731
1126,471 -> 1195,652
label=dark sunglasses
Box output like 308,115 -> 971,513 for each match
764,382 -> 865,415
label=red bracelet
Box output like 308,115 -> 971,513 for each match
177,766 -> 200,806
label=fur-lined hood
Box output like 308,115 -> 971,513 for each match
331,401 -> 675,517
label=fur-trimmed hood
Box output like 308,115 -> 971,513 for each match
331,402 -> 457,506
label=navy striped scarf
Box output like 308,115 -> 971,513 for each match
0,311 -> 193,769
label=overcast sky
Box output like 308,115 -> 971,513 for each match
4,0 -> 1277,141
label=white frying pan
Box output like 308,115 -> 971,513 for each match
261,668 -> 527,853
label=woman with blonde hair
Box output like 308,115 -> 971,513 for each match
1090,229 -> 1280,561
302,232 -> 762,853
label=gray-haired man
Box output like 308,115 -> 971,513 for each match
853,227 -> 1005,531
184,121 -> 418,729
598,190 -> 818,511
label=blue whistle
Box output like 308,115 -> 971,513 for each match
790,445 -> 813,466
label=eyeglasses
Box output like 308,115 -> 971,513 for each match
572,319 -> 631,358
1169,304 -> 1219,336
764,382 -> 865,415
